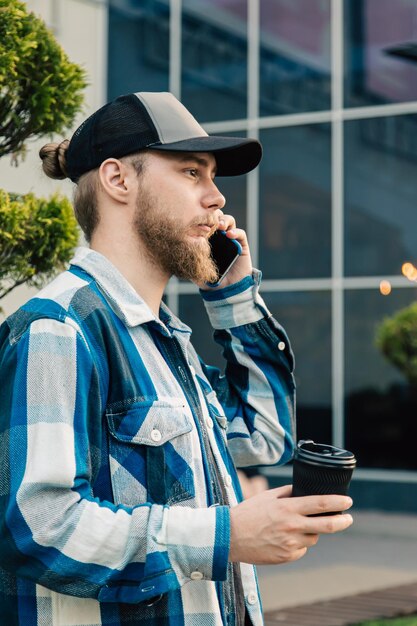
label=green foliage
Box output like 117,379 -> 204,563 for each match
0,189 -> 79,300
0,0 -> 87,159
0,1 -> 84,309
376,303 -> 417,386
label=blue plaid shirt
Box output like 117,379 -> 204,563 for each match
0,247 -> 295,626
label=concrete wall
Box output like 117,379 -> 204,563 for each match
0,0 -> 107,318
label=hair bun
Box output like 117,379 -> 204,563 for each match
39,140 -> 70,180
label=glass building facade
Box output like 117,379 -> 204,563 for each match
108,0 -> 417,509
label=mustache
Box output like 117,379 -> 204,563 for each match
188,217 -> 219,237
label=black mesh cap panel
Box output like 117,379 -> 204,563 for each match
66,95 -> 160,182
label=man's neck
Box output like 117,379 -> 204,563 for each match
90,231 -> 169,317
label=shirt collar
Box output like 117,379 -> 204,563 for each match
69,247 -> 191,335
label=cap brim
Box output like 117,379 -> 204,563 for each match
148,135 -> 262,176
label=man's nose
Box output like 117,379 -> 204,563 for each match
203,182 -> 226,211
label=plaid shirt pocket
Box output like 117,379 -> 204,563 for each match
106,398 -> 195,507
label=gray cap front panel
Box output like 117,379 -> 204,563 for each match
135,92 -> 207,144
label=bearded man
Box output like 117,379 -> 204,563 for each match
0,92 -> 353,626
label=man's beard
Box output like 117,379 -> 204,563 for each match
133,188 -> 219,284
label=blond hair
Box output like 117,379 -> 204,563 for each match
39,141 -> 146,242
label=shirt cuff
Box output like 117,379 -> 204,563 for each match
200,269 -> 271,330
157,505 -> 230,585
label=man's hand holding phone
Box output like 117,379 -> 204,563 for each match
203,214 -> 253,290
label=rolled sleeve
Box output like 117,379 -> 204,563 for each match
200,270 -> 271,329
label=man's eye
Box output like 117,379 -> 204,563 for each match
186,168 -> 198,177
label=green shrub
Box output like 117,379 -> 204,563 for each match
0,1 -> 86,309
0,0 -> 87,159
376,303 -> 417,386
0,189 -> 79,300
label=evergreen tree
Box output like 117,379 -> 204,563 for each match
0,0 -> 86,308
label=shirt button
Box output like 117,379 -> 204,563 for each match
278,341 -> 286,351
151,429 -> 162,442
247,592 -> 258,605
225,474 -> 232,487
190,571 -> 203,580
206,417 -> 214,429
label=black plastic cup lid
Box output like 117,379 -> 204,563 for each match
294,440 -> 356,468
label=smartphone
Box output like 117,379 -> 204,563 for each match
206,229 -> 242,287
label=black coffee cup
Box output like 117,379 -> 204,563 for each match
292,440 -> 356,513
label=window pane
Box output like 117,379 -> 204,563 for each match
259,124 -> 331,280
345,287 -> 417,470
344,0 -> 417,108
108,0 -> 169,99
259,0 -> 331,116
344,116 -> 417,277
181,0 -> 247,122
262,291 -> 332,444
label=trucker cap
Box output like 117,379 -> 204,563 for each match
66,92 -> 262,182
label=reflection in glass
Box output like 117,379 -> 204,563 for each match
259,0 -> 331,116
344,115 -> 417,277
345,287 -> 417,470
259,124 -> 331,280
263,291 -> 332,444
181,0 -> 247,122
344,0 -> 417,107
108,0 -> 169,100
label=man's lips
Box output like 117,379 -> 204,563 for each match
190,222 -> 219,237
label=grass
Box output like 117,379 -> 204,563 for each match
356,617 -> 417,626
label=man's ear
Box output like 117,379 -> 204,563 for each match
98,159 -> 134,204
